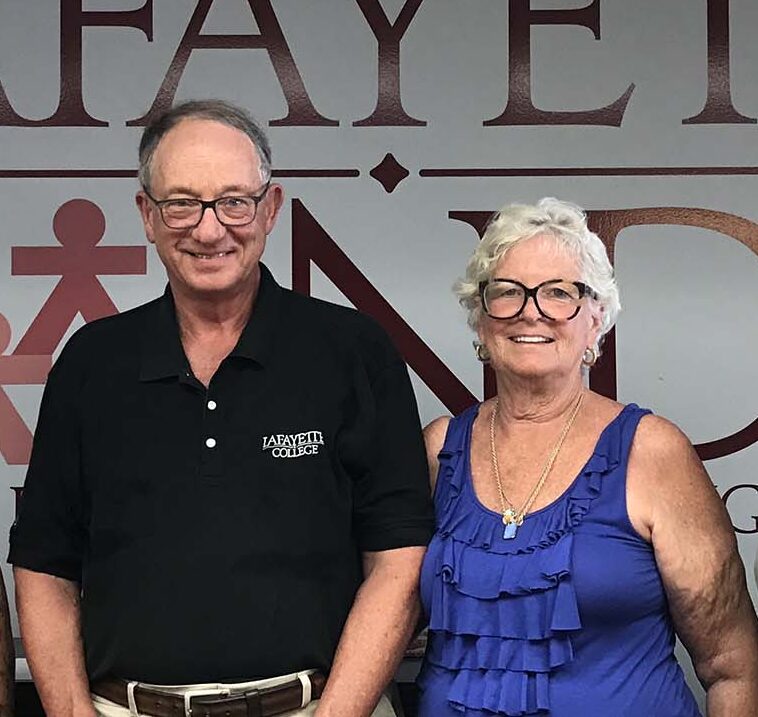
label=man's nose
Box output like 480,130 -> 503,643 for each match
193,206 -> 226,242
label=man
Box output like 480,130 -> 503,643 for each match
9,100 -> 433,717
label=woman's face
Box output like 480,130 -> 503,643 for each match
477,233 -> 603,381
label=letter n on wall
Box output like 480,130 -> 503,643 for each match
291,199 -> 475,414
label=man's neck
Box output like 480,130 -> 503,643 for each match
171,273 -> 260,342
170,272 -> 262,387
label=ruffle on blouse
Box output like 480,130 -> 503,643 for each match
423,404 -> 630,716
449,668 -> 550,716
435,442 -> 614,555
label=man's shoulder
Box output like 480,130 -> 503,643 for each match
281,289 -> 395,353
56,295 -> 163,363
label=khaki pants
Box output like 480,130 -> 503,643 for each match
91,671 -> 397,717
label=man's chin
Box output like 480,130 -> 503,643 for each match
167,262 -> 259,299
173,274 -> 248,299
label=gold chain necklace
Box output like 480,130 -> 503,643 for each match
489,391 -> 584,540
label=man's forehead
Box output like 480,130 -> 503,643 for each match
150,118 -> 263,190
154,118 -> 259,160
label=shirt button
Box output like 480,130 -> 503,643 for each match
207,400 -> 217,411
205,438 -> 217,449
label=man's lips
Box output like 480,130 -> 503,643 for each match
509,335 -> 554,343
183,249 -> 235,260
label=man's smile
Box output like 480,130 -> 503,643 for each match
184,249 -> 235,260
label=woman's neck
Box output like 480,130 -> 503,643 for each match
493,372 -> 585,427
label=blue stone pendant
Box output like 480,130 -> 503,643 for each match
502,509 -> 519,539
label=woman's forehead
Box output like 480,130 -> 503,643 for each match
495,234 -> 581,279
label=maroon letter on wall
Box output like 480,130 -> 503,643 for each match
0,0 -> 153,127
683,0 -> 755,124
722,484 -> 758,534
128,0 -> 337,127
292,199 -> 475,414
353,0 -> 427,126
485,0 -> 634,126
587,206 -> 758,461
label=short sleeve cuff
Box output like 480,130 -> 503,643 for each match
8,543 -> 82,582
356,520 -> 434,552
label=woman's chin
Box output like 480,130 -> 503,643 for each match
497,358 -> 563,380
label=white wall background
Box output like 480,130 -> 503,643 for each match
1,0 -> 757,707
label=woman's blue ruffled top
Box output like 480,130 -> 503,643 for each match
417,403 -> 702,717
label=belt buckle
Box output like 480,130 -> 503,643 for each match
182,687 -> 231,717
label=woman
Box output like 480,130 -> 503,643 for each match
417,198 -> 758,716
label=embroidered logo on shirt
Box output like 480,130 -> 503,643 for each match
262,430 -> 325,458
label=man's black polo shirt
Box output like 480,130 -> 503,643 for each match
9,264 -> 433,683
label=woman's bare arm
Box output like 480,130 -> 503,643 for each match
629,415 -> 758,717
423,416 -> 450,495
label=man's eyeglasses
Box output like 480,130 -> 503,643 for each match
143,181 -> 271,229
479,279 -> 598,321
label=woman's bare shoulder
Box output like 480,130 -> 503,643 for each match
627,410 -> 718,539
632,412 -> 695,467
424,416 -> 451,493
424,416 -> 451,456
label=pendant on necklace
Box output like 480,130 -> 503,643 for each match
502,509 -> 518,540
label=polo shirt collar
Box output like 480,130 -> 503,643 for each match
229,262 -> 282,365
139,289 -> 185,382
139,263 -> 283,381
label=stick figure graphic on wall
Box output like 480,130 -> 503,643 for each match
0,314 -> 50,465
11,198 -> 146,356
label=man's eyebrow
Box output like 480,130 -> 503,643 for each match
217,184 -> 256,195
162,184 -> 255,197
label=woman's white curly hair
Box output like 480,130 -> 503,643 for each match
454,197 -> 620,352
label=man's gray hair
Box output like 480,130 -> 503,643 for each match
137,99 -> 272,191
454,197 -> 621,352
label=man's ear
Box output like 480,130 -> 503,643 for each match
261,183 -> 285,235
135,191 -> 156,244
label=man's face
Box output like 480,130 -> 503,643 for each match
136,118 -> 283,301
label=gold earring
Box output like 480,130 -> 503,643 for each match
582,346 -> 598,367
474,341 -> 490,363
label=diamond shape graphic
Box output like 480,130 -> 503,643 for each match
370,153 -> 410,193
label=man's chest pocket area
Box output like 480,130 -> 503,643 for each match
81,411 -> 193,547
254,426 -> 334,494
239,387 -> 345,487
